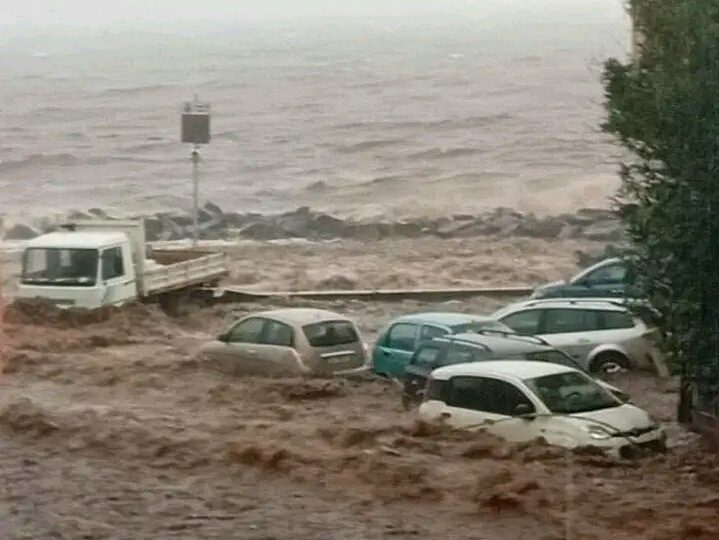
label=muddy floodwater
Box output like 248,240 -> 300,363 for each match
1,238 -> 718,540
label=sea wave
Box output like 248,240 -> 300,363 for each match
334,139 -> 405,154
409,147 -> 482,160
0,153 -> 81,172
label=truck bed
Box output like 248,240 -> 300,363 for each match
141,249 -> 228,296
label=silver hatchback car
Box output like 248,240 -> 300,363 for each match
491,299 -> 664,373
198,308 -> 368,376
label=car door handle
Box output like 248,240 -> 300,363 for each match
440,412 -> 452,419
578,339 -> 591,343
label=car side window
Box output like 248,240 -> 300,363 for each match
101,247 -> 124,280
385,323 -> 419,351
585,264 -> 626,285
413,345 -> 443,368
446,376 -> 535,416
228,317 -> 266,344
263,320 -> 294,347
601,310 -> 635,330
421,325 -> 448,340
543,309 -> 601,334
501,310 -> 542,335
443,343 -> 488,366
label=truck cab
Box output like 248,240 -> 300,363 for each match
18,231 -> 138,309
15,219 -> 228,311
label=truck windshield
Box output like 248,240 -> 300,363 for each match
22,248 -> 99,287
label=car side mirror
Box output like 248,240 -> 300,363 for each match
513,403 -> 535,419
218,332 -> 230,343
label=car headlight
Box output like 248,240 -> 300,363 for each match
584,425 -> 612,440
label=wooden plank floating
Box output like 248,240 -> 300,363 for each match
196,286 -> 534,304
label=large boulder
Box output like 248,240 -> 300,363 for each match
239,220 -> 285,240
67,210 -> 92,221
580,220 -> 625,242
312,213 -> 347,238
481,208 -> 523,236
143,217 -> 165,242
436,217 -> 483,238
516,215 -> 566,239
87,208 -> 111,219
4,224 -> 39,240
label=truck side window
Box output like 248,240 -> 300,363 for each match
102,247 -> 125,280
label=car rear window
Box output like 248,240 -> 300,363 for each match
303,321 -> 359,347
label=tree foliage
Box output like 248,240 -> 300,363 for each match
602,0 -> 719,391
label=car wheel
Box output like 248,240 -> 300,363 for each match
590,352 -> 630,374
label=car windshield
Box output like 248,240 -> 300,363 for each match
450,320 -> 511,333
524,371 -> 620,414
22,248 -> 99,287
303,320 -> 358,347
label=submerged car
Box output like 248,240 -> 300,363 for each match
198,308 -> 368,376
419,361 -> 666,458
372,312 -> 511,378
401,332 -> 629,409
531,257 -> 635,299
491,298 -> 663,373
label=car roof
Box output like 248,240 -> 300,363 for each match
432,360 -> 574,381
434,332 -> 553,355
26,231 -> 128,250
393,312 -> 495,327
494,298 -> 629,317
252,308 -> 351,325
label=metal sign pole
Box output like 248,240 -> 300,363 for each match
181,95 -> 210,249
192,145 -> 200,247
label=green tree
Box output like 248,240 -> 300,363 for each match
602,0 -> 719,419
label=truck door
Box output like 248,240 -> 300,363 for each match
100,245 -> 137,306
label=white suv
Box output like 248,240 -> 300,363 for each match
490,299 -> 663,373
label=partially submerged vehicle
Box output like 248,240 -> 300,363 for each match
531,257 -> 635,299
15,220 -> 228,311
401,331 -> 629,409
491,298 -> 664,373
371,312 -> 511,378
419,361 -> 666,458
198,308 -> 368,376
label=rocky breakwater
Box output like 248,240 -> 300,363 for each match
2,204 -> 624,243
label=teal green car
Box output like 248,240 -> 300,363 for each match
371,312 -> 511,378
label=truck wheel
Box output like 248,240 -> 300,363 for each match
159,292 -> 181,316
590,352 -> 629,374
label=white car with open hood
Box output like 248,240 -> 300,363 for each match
419,360 -> 666,458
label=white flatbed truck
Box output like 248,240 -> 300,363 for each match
15,220 -> 228,311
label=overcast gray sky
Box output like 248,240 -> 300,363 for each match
1,0 -> 625,27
